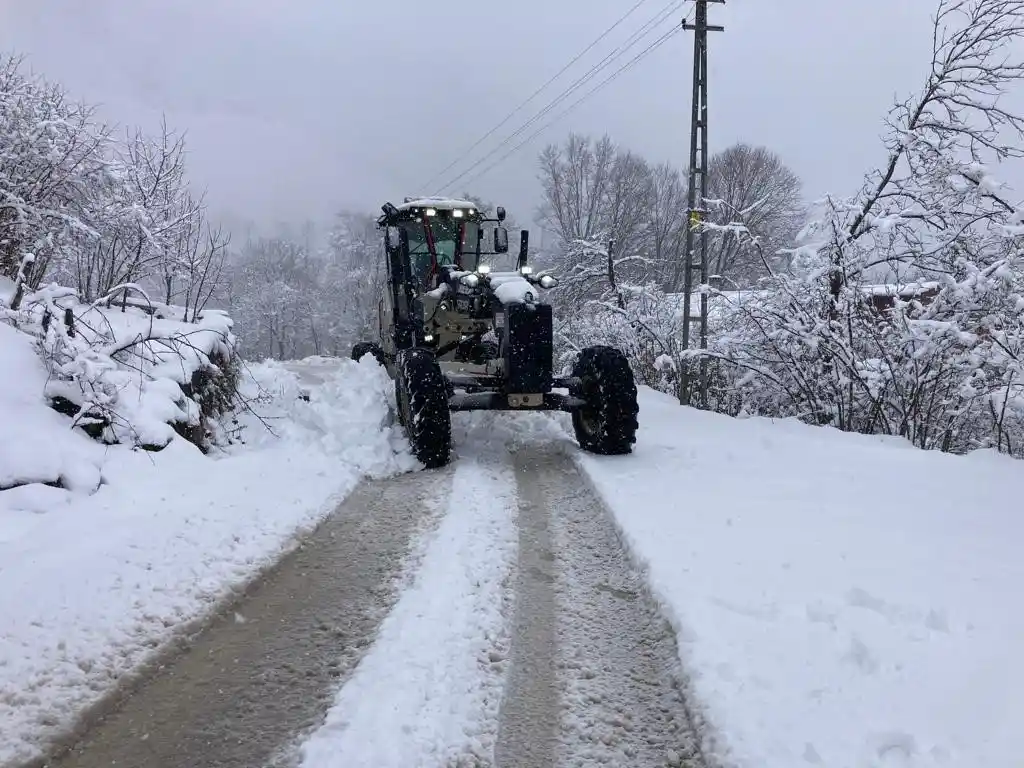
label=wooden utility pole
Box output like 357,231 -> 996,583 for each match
679,0 -> 724,407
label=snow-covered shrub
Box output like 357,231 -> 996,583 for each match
708,248 -> 1024,454
551,253 -> 758,417
6,282 -> 238,451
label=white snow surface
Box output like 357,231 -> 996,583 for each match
396,197 -> 478,211
299,458 -> 517,767
0,354 -> 415,764
0,276 -> 15,305
489,272 -> 539,306
0,322 -> 104,494
577,387 -> 1024,768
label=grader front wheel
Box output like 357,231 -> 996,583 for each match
569,345 -> 639,455
395,348 -> 451,468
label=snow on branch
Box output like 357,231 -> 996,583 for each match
689,0 -> 1024,454
8,281 -> 239,451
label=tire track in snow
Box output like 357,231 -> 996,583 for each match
297,452 -> 519,768
35,407 -> 704,768
495,452 -> 559,767
501,444 -> 705,768
35,469 -> 452,768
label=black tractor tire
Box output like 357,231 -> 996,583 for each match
569,345 -> 639,455
395,348 -> 451,468
352,341 -> 386,367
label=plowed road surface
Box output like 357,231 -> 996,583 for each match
37,395 -> 705,767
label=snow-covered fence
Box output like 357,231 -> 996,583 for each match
5,282 -> 239,451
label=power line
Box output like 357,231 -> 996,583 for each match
434,0 -> 691,195
435,0 -> 686,195
451,23 -> 684,192
418,0 -> 651,192
448,21 -> 688,194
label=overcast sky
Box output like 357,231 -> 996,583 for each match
1,0 -> 1015,236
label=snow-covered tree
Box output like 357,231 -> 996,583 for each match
537,134 -> 803,294
221,212 -> 384,360
72,121 -> 202,302
703,143 -> 804,284
1,54 -> 229,315
702,0 -> 1024,455
321,211 -> 383,351
0,55 -> 111,308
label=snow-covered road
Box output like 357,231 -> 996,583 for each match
10,356 -> 1022,768
45,467 -> 453,768
41,385 -> 704,768
504,446 -> 704,768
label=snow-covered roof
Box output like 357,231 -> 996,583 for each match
396,197 -> 479,212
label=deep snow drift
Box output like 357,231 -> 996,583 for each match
578,387 -> 1024,768
0,354 -> 415,764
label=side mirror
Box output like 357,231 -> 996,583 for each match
517,230 -> 529,270
496,206 -> 506,222
494,226 -> 509,253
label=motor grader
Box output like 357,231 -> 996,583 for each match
352,197 -> 638,468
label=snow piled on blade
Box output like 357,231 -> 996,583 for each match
576,387 -> 1024,768
0,355 -> 414,765
231,357 -> 412,472
298,456 -> 518,768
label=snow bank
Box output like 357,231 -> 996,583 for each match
0,322 -> 104,496
577,388 -> 1024,768
0,355 -> 415,765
